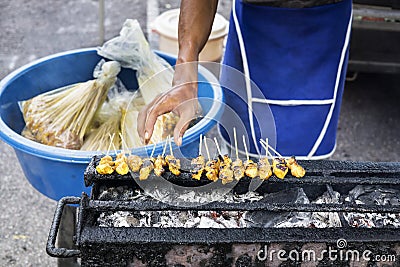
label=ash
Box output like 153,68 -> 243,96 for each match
96,185 -> 400,229
344,185 -> 400,228
97,187 -> 262,228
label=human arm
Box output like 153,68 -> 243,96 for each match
137,0 -> 219,146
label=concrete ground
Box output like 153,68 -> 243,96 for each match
0,0 -> 399,266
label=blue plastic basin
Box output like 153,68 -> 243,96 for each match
0,48 -> 224,201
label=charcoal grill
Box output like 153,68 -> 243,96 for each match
47,156 -> 400,266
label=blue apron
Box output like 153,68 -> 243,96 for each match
219,0 -> 353,159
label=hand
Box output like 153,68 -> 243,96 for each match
137,62 -> 199,146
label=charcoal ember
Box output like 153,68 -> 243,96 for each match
344,185 -> 400,228
310,185 -> 342,228
97,186 -> 142,201
97,209 -> 248,228
246,188 -> 311,228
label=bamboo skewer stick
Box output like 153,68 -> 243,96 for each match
150,143 -> 157,158
233,127 -> 239,160
260,139 -> 283,158
259,138 -> 274,159
162,137 -> 169,156
199,134 -> 203,156
108,133 -> 117,154
204,136 -> 211,160
242,135 -> 249,161
169,136 -> 174,156
106,133 -> 114,156
214,137 -> 222,156
263,138 -> 273,165
119,132 -> 131,156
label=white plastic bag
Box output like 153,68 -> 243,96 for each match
98,19 -> 174,104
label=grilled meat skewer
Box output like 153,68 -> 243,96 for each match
127,155 -> 143,172
287,156 -> 305,178
165,155 -> 181,176
139,158 -> 154,180
191,155 -> 205,180
232,158 -> 245,180
258,157 -> 272,180
205,157 -> 220,182
244,159 -> 258,178
154,155 -> 167,176
114,153 -> 129,175
273,158 -> 288,179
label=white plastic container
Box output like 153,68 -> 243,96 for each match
152,9 -> 228,62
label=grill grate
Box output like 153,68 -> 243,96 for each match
47,157 -> 400,266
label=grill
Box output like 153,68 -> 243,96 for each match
47,156 -> 400,266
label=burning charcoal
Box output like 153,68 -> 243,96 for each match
245,188 -> 311,228
344,185 -> 400,228
310,185 -> 342,228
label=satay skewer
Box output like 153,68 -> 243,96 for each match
165,137 -> 181,175
259,139 -> 288,179
96,134 -> 116,174
204,136 -> 219,182
154,140 -> 168,177
231,128 -> 245,180
242,135 -> 258,178
260,139 -> 283,158
139,143 -> 157,180
261,137 -> 305,178
214,137 -> 233,184
191,134 -> 205,180
258,138 -> 273,180
108,133 -> 129,175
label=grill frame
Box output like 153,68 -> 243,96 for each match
48,157 -> 400,266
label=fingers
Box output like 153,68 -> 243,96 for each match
173,102 -> 198,146
137,96 -> 170,144
137,105 -> 149,143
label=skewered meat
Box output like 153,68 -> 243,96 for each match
273,158 -> 288,179
287,156 -> 305,178
205,158 -> 220,182
219,154 -> 234,184
154,155 -> 167,176
114,153 -> 129,175
244,159 -> 258,178
99,155 -> 113,165
220,168 -> 234,184
115,153 -> 127,162
96,155 -> 115,174
258,157 -> 272,180
191,155 -> 205,180
220,154 -> 232,168
96,163 -> 114,175
127,155 -> 143,172
231,159 -> 245,180
165,155 -> 181,176
139,158 -> 154,180
115,162 -> 129,175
